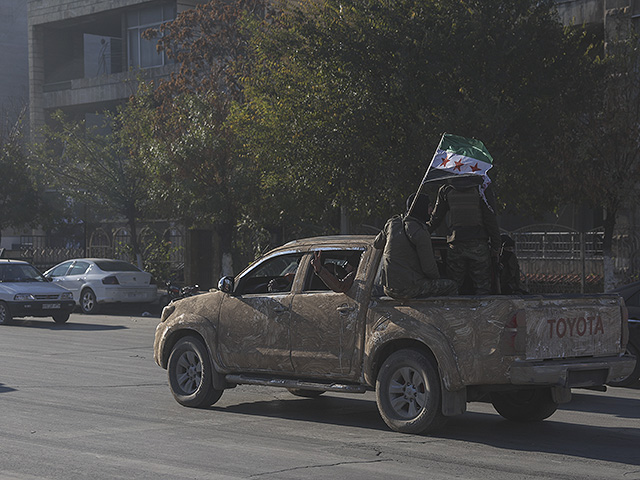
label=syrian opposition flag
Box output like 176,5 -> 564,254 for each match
419,133 -> 495,211
429,133 -> 493,179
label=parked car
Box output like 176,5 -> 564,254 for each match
608,281 -> 640,386
44,259 -> 158,314
0,259 -> 75,324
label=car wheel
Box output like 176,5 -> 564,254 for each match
608,341 -> 640,387
52,312 -> 70,324
287,388 -> 326,398
80,288 -> 99,314
490,387 -> 558,422
0,301 -> 13,325
167,336 -> 223,408
375,349 -> 447,434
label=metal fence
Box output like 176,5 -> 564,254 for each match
19,225 -> 185,276
12,223 -> 640,293
510,225 -> 640,294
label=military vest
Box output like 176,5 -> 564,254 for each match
448,187 -> 482,228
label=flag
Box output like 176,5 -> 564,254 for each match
421,133 -> 495,212
428,133 -> 493,179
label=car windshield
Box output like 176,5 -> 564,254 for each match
0,264 -> 46,282
94,260 -> 141,272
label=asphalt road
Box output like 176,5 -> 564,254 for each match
0,309 -> 639,480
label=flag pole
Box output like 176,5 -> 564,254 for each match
407,133 -> 445,218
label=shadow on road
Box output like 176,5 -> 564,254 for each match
81,303 -> 163,318
560,389 -> 640,419
0,383 -> 17,393
441,409 -> 640,467
213,392 -> 640,466
3,319 -> 128,331
214,395 -> 387,431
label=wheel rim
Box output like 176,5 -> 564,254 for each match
388,366 -> 428,419
82,291 -> 95,312
175,350 -> 203,395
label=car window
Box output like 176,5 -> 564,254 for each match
235,253 -> 303,295
304,249 -> 363,291
69,261 -> 90,276
48,262 -> 73,277
94,260 -> 141,272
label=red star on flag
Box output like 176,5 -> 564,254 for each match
439,156 -> 450,167
453,159 -> 464,172
469,163 -> 481,173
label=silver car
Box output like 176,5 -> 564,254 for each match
0,259 -> 75,324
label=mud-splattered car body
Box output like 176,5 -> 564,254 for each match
154,235 -> 635,434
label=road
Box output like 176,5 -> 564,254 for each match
0,310 -> 638,480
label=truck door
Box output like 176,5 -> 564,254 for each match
217,252 -> 303,372
289,248 -> 367,377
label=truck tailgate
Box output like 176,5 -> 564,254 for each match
521,295 -> 623,360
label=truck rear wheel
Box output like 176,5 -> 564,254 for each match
375,349 -> 447,434
167,336 -> 223,408
490,387 -> 558,422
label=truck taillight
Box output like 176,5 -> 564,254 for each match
501,310 -> 526,356
621,303 -> 629,350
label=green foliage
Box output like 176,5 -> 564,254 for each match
236,0 -> 591,222
0,113 -> 41,236
115,231 -> 180,282
32,84 -> 162,255
560,34 -> 640,253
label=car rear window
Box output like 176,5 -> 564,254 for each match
94,260 -> 141,272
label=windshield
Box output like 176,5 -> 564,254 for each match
0,264 -> 46,282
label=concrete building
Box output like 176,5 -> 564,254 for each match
556,0 -> 639,41
27,0 -> 209,137
0,1 -> 28,129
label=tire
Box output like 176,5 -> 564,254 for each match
375,349 -> 447,434
167,336 -> 223,408
80,288 -> 99,314
0,301 -> 12,325
608,342 -> 640,387
490,387 -> 558,422
287,388 -> 326,398
52,312 -> 70,324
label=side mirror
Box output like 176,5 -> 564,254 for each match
218,276 -> 234,294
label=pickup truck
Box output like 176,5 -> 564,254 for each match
153,235 -> 635,434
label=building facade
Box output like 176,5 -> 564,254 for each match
1,1 -> 28,129
27,0 -> 209,136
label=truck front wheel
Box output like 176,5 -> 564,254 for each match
167,336 -> 223,408
375,349 -> 447,434
490,387 -> 558,422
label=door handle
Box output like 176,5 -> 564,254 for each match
336,305 -> 355,314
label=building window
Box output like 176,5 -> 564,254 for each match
127,3 -> 176,69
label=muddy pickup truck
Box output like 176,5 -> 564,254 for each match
153,235 -> 635,434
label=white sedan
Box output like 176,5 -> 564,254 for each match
44,259 -> 158,314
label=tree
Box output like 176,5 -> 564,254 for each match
145,0 -> 267,276
561,34 -> 640,290
33,91 -> 160,261
0,110 -> 41,244
237,0 -> 590,226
